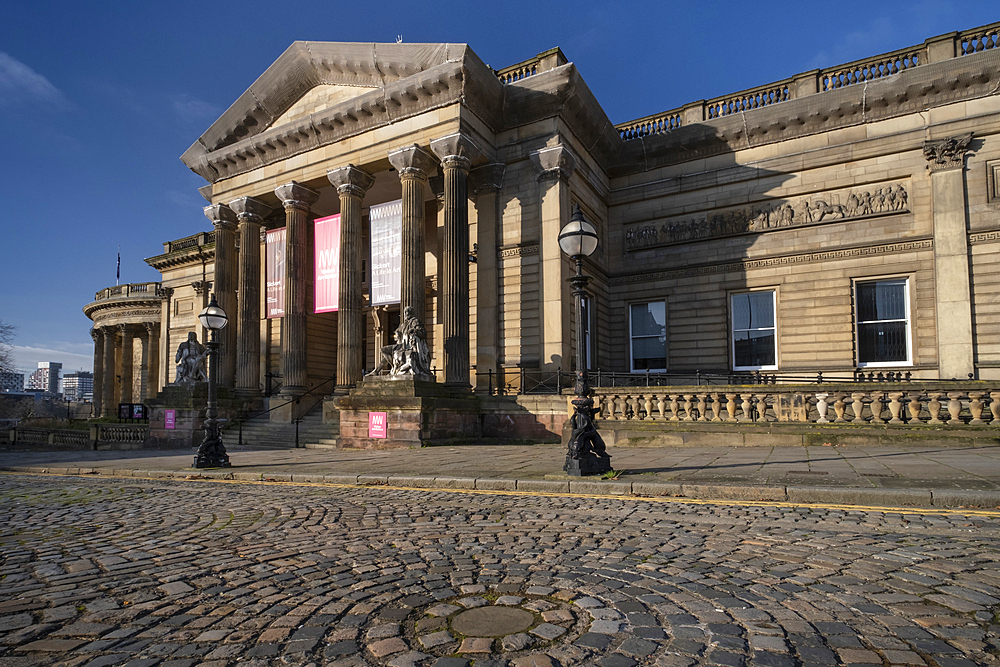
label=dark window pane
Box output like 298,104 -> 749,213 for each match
732,292 -> 774,331
858,280 -> 905,322
859,321 -> 907,362
734,330 -> 775,367
732,293 -> 751,331
631,302 -> 665,337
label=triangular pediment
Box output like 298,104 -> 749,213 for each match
185,42 -> 470,159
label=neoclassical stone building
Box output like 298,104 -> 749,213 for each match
94,24 -> 1000,428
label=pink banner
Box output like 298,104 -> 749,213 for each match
369,412 -> 387,438
314,214 -> 341,313
265,228 -> 286,318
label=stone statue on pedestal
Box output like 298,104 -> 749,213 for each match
174,332 -> 208,385
367,307 -> 432,380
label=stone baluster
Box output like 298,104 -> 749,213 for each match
990,391 -> 1000,423
230,196 -> 274,399
849,392 -> 866,423
725,393 -> 738,422
869,393 -> 886,425
657,394 -> 667,420
682,394 -> 694,421
754,393 -> 770,422
908,393 -> 923,424
815,393 -> 830,423
927,392 -> 943,424
739,393 -> 754,422
609,395 -> 620,420
327,167 -> 375,393
119,324 -> 134,404
643,394 -> 653,421
696,394 -> 708,422
833,394 -> 847,423
968,391 -> 985,425
431,133 -> 481,389
91,328 -> 104,419
204,204 -> 239,388
945,392 -> 964,425
669,395 -> 680,422
887,392 -> 904,424
710,393 -> 723,422
592,394 -> 603,420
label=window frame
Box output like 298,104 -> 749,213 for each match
730,289 -> 778,371
628,301 -> 667,373
854,276 -> 913,368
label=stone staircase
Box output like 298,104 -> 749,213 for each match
222,404 -> 340,450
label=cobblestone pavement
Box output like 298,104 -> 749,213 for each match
1,474 -> 999,667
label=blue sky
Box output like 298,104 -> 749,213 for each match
0,0 -> 994,377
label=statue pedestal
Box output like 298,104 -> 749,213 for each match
329,376 -> 480,449
147,384 -> 240,450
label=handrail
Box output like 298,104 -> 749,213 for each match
231,376 -> 337,447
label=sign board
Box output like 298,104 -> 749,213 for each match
314,214 -> 341,313
369,199 -> 402,306
776,394 -> 808,422
118,403 -> 148,421
164,409 -> 176,430
265,227 -> 286,318
369,411 -> 388,438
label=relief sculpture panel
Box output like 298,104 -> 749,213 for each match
625,182 -> 909,251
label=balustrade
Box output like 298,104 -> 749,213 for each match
819,50 -> 921,91
585,385 -> 1000,427
707,84 -> 790,119
960,24 -> 1000,55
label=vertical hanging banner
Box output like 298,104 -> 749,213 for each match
314,214 -> 341,313
265,227 -> 286,319
369,199 -> 403,306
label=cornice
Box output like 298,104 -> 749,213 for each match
144,245 -> 215,271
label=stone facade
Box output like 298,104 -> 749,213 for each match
117,25 -> 1000,432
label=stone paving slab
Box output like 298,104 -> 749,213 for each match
0,474 -> 998,667
3,443 -> 1000,508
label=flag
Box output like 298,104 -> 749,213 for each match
116,246 -> 120,285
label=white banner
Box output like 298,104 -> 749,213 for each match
369,199 -> 402,306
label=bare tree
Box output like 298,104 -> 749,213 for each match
0,320 -> 16,375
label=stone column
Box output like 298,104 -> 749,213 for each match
470,163 -> 505,390
431,134 -> 481,388
91,328 -> 104,418
388,145 -> 437,325
144,322 -> 159,402
103,327 -> 118,416
159,288 -> 173,387
119,324 -> 134,404
327,166 -> 375,392
924,133 -> 974,378
274,182 -> 320,396
530,144 -> 577,372
230,196 -> 273,399
204,204 -> 238,389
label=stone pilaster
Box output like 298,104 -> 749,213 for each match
91,328 -> 104,419
274,182 -> 320,396
924,133 -> 975,378
159,287 -> 173,387
327,166 -> 375,392
103,326 -> 117,416
204,204 -> 238,389
144,322 -> 159,402
470,163 -> 505,390
388,145 -> 437,326
119,324 -> 134,404
431,133 -> 481,388
530,144 -> 577,372
230,196 -> 273,399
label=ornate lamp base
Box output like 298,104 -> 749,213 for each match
194,435 -> 231,469
563,396 -> 612,477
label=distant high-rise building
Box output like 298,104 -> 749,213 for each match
0,371 -> 24,393
26,362 -> 62,395
63,371 -> 94,402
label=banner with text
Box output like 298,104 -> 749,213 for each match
369,199 -> 402,307
265,227 -> 286,319
314,214 -> 341,313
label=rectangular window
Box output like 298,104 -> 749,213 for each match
856,278 -> 910,366
731,291 -> 777,370
630,302 -> 666,372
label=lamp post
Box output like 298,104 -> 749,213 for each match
194,293 -> 231,469
558,205 -> 611,476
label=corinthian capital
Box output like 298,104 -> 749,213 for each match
327,165 -> 375,198
274,182 -> 319,211
229,196 -> 273,221
923,133 -> 973,173
530,145 -> 576,182
203,204 -> 237,230
388,144 -> 437,179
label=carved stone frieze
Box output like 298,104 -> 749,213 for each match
498,244 -> 540,259
923,133 -> 973,172
625,182 -> 909,251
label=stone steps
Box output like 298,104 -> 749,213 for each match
223,406 -> 339,449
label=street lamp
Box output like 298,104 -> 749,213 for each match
194,293 -> 231,469
558,205 -> 611,476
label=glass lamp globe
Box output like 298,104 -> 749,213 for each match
558,205 -> 599,258
198,294 -> 229,330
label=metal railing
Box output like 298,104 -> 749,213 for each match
229,377 -> 338,448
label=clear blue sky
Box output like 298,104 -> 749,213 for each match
1,0 -> 994,376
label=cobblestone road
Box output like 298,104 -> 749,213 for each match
1,474 -> 999,667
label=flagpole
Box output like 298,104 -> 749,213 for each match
117,245 -> 121,286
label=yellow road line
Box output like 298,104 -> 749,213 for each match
4,470 -> 1000,518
